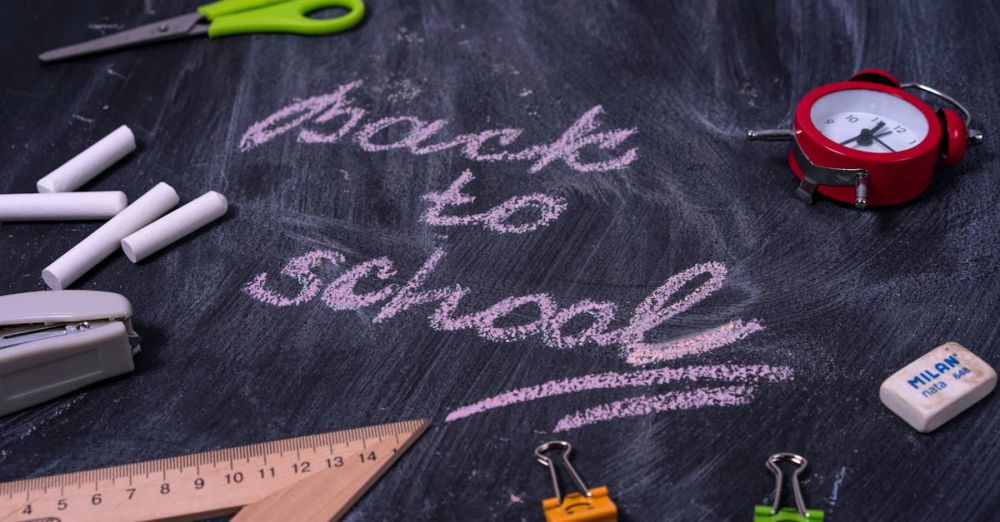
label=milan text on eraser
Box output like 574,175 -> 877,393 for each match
880,342 -> 996,433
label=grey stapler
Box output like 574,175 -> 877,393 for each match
0,290 -> 140,416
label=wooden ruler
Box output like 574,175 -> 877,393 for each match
0,419 -> 428,522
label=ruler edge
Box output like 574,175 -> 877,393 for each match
233,416 -> 430,521
329,415 -> 429,520
0,419 -> 430,497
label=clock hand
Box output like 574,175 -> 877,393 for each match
852,130 -> 895,151
840,121 -> 888,146
873,135 -> 896,152
840,121 -> 885,145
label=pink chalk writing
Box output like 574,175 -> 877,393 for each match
545,300 -> 618,349
321,257 -> 397,311
444,364 -> 792,422
552,385 -> 756,432
243,248 -> 763,363
244,250 -> 345,307
422,170 -> 567,233
237,80 -> 783,432
238,80 -> 639,174
625,319 -> 764,366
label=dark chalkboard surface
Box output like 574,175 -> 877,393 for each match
2,1 -> 999,520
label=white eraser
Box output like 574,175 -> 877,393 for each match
880,342 -> 997,433
121,191 -> 228,263
42,182 -> 179,290
37,125 -> 136,193
0,192 -> 127,221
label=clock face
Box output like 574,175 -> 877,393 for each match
809,89 -> 930,153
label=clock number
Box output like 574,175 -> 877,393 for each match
825,118 -> 834,124
846,114 -> 859,123
893,125 -> 906,133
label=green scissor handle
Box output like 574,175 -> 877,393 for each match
197,0 -> 365,37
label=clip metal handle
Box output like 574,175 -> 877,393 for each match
765,453 -> 810,517
534,441 -> 591,505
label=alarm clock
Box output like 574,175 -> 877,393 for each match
747,69 -> 983,208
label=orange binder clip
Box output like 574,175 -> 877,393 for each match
534,441 -> 618,522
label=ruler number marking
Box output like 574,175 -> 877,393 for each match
0,420 -> 425,520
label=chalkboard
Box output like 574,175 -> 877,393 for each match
2,1 -> 999,520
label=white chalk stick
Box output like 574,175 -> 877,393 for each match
0,192 -> 127,221
37,125 -> 136,193
121,191 -> 228,263
42,182 -> 179,290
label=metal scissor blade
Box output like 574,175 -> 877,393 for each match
39,12 -> 208,63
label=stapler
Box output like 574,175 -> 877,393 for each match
0,290 -> 140,416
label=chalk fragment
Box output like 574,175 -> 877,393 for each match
42,182 -> 179,289
121,191 -> 228,263
37,125 -> 136,193
0,192 -> 127,221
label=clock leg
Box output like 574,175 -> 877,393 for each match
854,172 -> 870,209
795,179 -> 818,204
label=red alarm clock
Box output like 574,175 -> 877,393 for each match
747,69 -> 983,208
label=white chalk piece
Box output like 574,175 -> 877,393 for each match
121,191 -> 228,263
42,182 -> 179,290
0,192 -> 127,221
880,342 -> 997,433
36,125 -> 136,193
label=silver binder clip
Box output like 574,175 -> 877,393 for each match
0,290 -> 140,416
754,453 -> 825,520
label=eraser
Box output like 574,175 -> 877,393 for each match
0,192 -> 127,221
880,342 -> 997,433
42,182 -> 179,290
121,191 -> 228,263
37,125 -> 136,193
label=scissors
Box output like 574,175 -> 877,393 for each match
39,0 -> 365,63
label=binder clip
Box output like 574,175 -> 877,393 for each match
534,440 -> 617,522
754,453 -> 825,521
